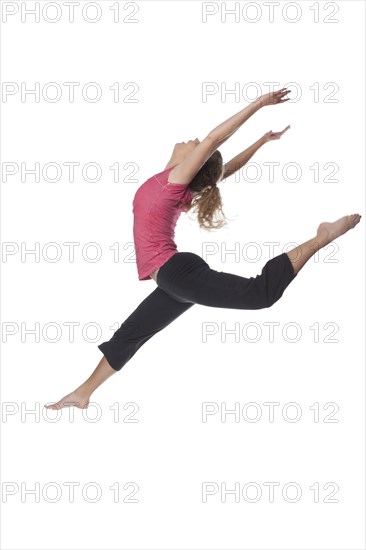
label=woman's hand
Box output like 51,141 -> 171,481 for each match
263,125 -> 291,142
259,87 -> 291,107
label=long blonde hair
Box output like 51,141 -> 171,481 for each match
184,150 -> 228,231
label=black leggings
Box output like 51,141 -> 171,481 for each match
98,251 -> 297,371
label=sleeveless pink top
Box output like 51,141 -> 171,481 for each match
132,165 -> 193,281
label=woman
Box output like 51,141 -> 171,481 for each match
46,88 -> 361,410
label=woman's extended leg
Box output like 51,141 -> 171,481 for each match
45,286 -> 194,410
156,214 -> 362,310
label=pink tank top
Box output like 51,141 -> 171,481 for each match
133,165 -> 193,280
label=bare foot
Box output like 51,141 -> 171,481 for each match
45,390 -> 90,410
317,214 -> 361,246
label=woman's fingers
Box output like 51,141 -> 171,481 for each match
276,125 -> 290,137
266,125 -> 291,140
260,87 -> 291,106
278,89 -> 291,102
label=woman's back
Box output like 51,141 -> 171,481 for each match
132,165 -> 192,281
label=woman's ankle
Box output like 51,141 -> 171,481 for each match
75,384 -> 92,400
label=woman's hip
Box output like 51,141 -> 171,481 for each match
157,252 -> 209,286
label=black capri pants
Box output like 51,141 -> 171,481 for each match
98,251 -> 297,371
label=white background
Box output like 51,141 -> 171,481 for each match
1,1 -> 365,549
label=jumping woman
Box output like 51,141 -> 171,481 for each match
46,87 -> 361,410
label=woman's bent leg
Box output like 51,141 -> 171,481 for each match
157,251 -> 296,310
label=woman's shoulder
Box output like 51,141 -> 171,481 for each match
157,164 -> 177,178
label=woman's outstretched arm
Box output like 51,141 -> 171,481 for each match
208,87 -> 291,146
168,88 -> 291,186
221,125 -> 291,180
